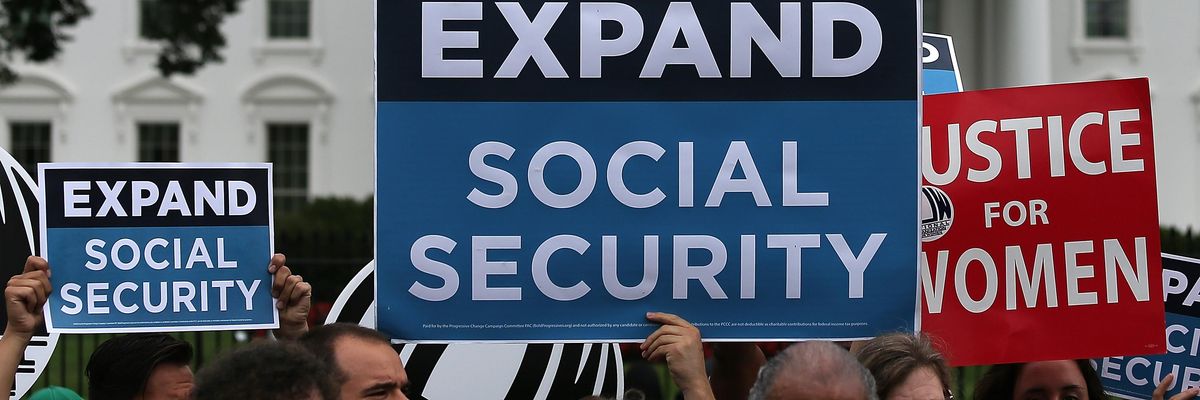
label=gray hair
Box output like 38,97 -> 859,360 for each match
748,341 -> 878,400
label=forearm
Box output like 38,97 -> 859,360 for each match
0,330 -> 32,400
679,377 -> 717,400
709,343 -> 766,400
274,321 -> 309,341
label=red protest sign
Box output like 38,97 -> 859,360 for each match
919,79 -> 1165,366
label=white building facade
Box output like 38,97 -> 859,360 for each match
1,0 -> 1194,229
0,0 -> 374,213
929,0 -> 1200,230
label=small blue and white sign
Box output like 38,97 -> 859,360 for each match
1097,253 -> 1200,399
40,163 -> 278,333
922,33 -> 962,94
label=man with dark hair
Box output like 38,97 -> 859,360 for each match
86,334 -> 194,400
192,341 -> 337,400
299,323 -> 410,400
748,341 -> 878,400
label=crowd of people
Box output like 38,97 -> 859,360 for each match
0,255 -> 1196,400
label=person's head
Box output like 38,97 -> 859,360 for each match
748,341 -> 878,400
86,333 -> 194,400
974,359 -> 1105,400
28,386 -> 84,400
192,342 -> 336,400
300,323 -> 410,400
853,333 -> 950,400
624,361 -> 662,400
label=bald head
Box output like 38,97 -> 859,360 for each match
748,341 -> 877,400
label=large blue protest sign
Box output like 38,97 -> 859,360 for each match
376,1 -> 920,342
40,164 -> 277,333
1097,253 -> 1200,399
922,33 -> 961,94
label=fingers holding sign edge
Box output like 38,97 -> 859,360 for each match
24,256 -> 49,277
5,286 -> 40,316
1155,374 -> 1200,400
289,279 -> 311,303
17,257 -> 52,314
8,279 -> 47,314
271,265 -> 291,299
1155,374 -> 1176,400
268,253 -> 285,274
641,312 -> 700,357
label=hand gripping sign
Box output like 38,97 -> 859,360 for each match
920,79 -> 1165,366
40,163 -> 278,333
376,0 -> 921,342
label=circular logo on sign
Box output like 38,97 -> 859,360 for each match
920,186 -> 954,242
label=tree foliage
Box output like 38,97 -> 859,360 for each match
0,0 -> 242,84
142,0 -> 242,77
1162,225 -> 1200,259
0,0 -> 91,83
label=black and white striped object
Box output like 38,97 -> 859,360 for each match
0,150 -> 59,398
327,262 -> 626,400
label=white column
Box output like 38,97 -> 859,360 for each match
995,0 -> 1052,87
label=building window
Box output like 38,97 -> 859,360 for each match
139,0 -> 172,39
137,122 -> 181,162
9,121 -> 51,175
1085,0 -> 1129,39
268,123 -> 310,213
268,0 -> 311,39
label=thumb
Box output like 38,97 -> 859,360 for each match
1157,374 -> 1178,400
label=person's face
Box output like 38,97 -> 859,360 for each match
888,367 -> 945,400
333,337 -> 411,400
1012,360 -> 1089,400
135,363 -> 194,400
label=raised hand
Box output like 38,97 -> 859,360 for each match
269,253 -> 311,340
642,312 -> 714,400
5,256 -> 51,339
1154,374 -> 1200,400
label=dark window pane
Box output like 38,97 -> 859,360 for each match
268,123 -> 310,213
268,0 -> 311,39
9,121 -> 52,175
140,0 -> 171,39
1086,0 -> 1129,38
137,122 -> 181,162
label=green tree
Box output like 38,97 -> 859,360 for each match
0,0 -> 242,84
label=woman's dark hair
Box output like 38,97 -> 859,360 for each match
853,333 -> 951,399
86,333 -> 193,400
193,342 -> 337,400
973,360 -> 1105,400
